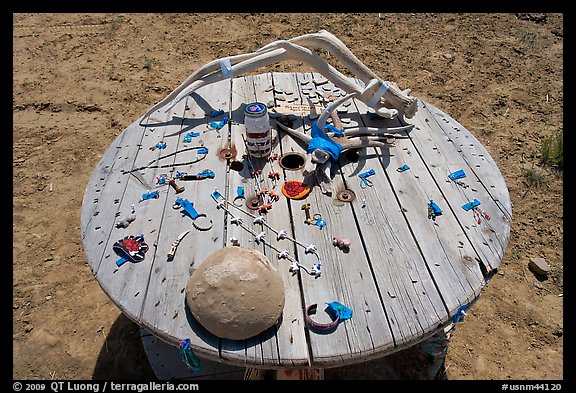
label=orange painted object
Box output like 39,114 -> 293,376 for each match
281,180 -> 311,200
276,368 -> 324,380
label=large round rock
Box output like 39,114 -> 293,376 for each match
185,247 -> 285,340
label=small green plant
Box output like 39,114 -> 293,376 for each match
143,57 -> 154,70
105,16 -> 123,38
523,167 -> 547,188
549,268 -> 563,286
541,131 -> 563,168
522,31 -> 538,47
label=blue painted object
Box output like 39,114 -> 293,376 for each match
209,115 -> 228,130
359,169 -> 376,188
211,189 -> 224,203
183,132 -> 200,143
462,199 -> 481,211
324,123 -> 344,136
448,169 -> 466,181
179,338 -> 201,372
307,121 -> 343,161
428,200 -> 443,220
325,302 -> 353,321
197,169 -> 215,179
452,304 -> 470,324
141,190 -> 159,200
174,198 -> 199,220
315,218 -> 327,229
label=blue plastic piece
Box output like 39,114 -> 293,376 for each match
155,142 -> 167,149
359,169 -> 376,188
448,169 -> 466,181
209,115 -> 228,130
453,304 -> 470,324
359,169 -> 376,179
197,170 -> 215,179
141,190 -> 159,200
183,131 -> 200,143
462,199 -> 481,211
324,123 -> 344,136
325,302 -> 353,321
179,338 -> 201,372
211,189 -> 224,202
315,218 -> 327,229
429,200 -> 443,215
197,147 -> 209,155
397,164 -> 410,172
174,198 -> 199,220
237,185 -> 245,198
307,121 -> 343,161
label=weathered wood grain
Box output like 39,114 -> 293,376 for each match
331,85 -> 451,347
81,72 -> 511,369
138,79 -> 231,360
351,96 -> 485,325
281,72 -> 395,366
412,101 -> 512,271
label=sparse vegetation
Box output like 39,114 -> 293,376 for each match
541,131 -> 563,168
143,57 -> 154,70
523,166 -> 547,188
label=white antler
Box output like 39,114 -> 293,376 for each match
140,30 -> 417,125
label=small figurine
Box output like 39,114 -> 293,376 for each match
332,236 -> 351,250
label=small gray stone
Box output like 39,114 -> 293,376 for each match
529,257 -> 550,276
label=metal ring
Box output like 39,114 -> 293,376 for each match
305,304 -> 339,332
336,189 -> 356,203
312,213 -> 322,220
218,147 -> 237,160
192,214 -> 213,231
246,196 -> 262,210
233,196 -> 246,207
278,152 -> 306,171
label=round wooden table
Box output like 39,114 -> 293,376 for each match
81,72 -> 512,370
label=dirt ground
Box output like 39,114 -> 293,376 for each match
12,13 -> 563,380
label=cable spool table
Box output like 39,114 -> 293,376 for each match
81,72 -> 512,377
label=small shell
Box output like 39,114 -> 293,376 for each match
332,236 -> 351,249
116,214 -> 136,228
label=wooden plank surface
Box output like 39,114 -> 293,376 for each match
275,72 -> 395,366
138,80 -> 231,360
326,82 -> 451,346
350,90 -> 486,316
83,94 -> 190,324
252,73 -> 310,368
219,74 -> 273,366
81,72 -> 511,369
412,101 -> 512,271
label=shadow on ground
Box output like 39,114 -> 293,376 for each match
92,313 -> 157,380
323,340 -> 448,380
93,313 -> 448,380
